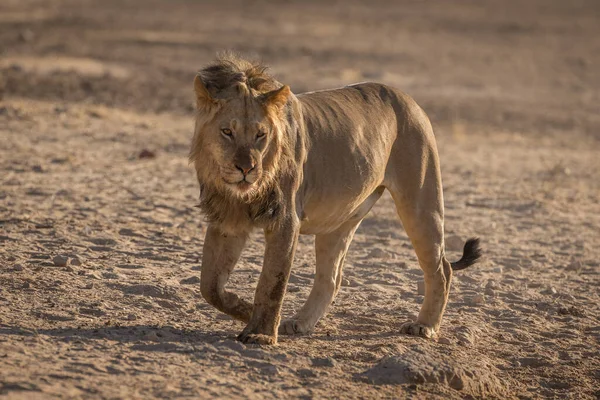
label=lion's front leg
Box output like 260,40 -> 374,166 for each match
237,217 -> 299,345
200,225 -> 253,322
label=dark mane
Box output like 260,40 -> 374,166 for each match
198,53 -> 280,96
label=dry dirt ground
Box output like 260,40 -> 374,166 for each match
1,0 -> 600,399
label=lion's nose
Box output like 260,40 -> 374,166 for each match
235,164 -> 255,175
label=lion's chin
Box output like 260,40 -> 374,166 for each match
223,179 -> 258,197
236,181 -> 254,192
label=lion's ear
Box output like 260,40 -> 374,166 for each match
194,75 -> 215,109
261,85 -> 291,112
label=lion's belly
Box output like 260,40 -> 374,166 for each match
297,165 -> 385,235
298,191 -> 382,235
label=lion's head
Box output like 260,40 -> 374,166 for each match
189,55 -> 291,203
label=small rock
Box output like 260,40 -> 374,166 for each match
102,272 -> 120,279
32,165 -> 44,173
368,248 -> 391,259
417,280 -> 426,296
138,149 -> 156,159
22,281 -> 31,289
70,258 -> 82,266
13,264 -> 24,271
438,337 -> 452,345
143,331 -> 160,342
558,306 -> 585,317
492,266 -> 503,274
261,365 -> 279,376
87,272 -> 102,280
566,260 -> 583,273
179,276 -> 201,285
559,293 -> 576,301
287,285 -> 300,293
125,313 -> 137,321
446,235 -> 464,252
485,279 -> 498,289
484,287 -> 496,297
83,282 -> 94,289
298,368 -> 317,378
541,287 -> 557,296
64,266 -> 74,273
52,255 -> 69,267
311,357 -> 336,368
467,294 -> 486,306
518,356 -> 550,368
18,29 -> 35,42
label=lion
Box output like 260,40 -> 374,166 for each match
190,54 -> 481,345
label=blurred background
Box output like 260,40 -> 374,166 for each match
1,0 -> 598,137
1,1 -> 600,398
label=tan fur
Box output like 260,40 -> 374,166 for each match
191,54 -> 479,344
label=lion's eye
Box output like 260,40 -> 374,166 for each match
221,128 -> 233,137
256,130 -> 266,139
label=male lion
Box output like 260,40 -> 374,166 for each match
190,54 -> 481,345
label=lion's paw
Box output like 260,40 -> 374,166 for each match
399,322 -> 437,339
278,319 -> 313,335
237,332 -> 277,345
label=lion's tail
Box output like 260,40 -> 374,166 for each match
450,237 -> 482,271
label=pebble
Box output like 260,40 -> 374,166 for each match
417,280 -> 426,296
492,266 -> 503,274
70,258 -> 82,266
438,337 -> 452,345
52,255 -> 69,267
485,279 -> 498,289
566,260 -> 583,273
368,248 -> 391,259
13,264 -> 24,271
261,365 -> 279,376
298,368 -> 317,378
558,305 -> 585,317
87,272 -> 102,280
18,29 -> 34,43
468,294 -> 486,306
138,149 -> 156,159
179,276 -> 201,285
559,293 -> 576,301
541,287 -> 557,296
83,282 -> 94,289
287,285 -> 300,293
518,356 -> 550,368
311,357 -> 336,368
143,331 -> 160,342
125,313 -> 137,321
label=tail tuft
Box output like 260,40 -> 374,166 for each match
451,237 -> 482,271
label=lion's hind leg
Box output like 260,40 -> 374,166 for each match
386,154 -> 452,338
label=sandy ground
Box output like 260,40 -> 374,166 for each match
1,0 -> 600,398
